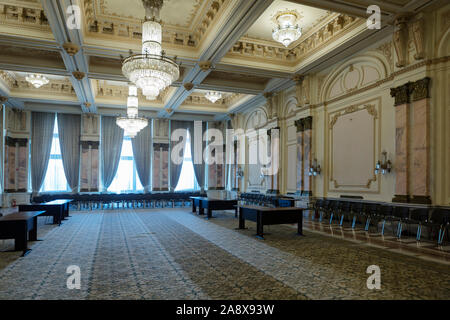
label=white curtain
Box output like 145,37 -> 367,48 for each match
189,121 -> 206,191
131,122 -> 152,192
31,112 -> 55,194
58,113 -> 81,193
101,116 -> 124,190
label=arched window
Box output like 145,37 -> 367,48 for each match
175,131 -> 199,191
108,136 -> 143,193
41,115 -> 70,192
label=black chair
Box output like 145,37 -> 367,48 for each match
349,202 -> 363,229
362,203 -> 379,231
429,208 -> 450,245
338,201 -> 351,227
409,208 -> 430,241
391,206 -> 410,238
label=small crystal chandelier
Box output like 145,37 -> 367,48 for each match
116,84 -> 148,138
122,0 -> 179,101
205,91 -> 222,103
272,11 -> 302,47
25,74 -> 49,88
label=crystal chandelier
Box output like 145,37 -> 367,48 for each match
122,0 -> 179,101
25,74 -> 49,88
116,84 -> 148,138
205,91 -> 222,103
272,11 -> 302,47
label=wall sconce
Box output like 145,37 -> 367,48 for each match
309,159 -> 321,176
374,151 -> 392,175
237,167 -> 244,179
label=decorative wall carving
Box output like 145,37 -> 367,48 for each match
411,14 -> 425,60
329,102 -> 379,193
393,15 -> 409,68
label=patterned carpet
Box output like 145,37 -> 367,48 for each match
0,208 -> 448,300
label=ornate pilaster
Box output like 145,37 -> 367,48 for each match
410,77 -> 431,204
302,116 -> 313,196
391,83 -> 411,202
4,108 -> 30,194
152,119 -> 169,191
80,114 -> 100,192
266,127 -> 280,195
294,119 -> 304,195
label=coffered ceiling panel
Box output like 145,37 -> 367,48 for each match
99,0 -> 204,29
244,0 -> 331,44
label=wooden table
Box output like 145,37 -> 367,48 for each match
190,197 -> 238,219
0,211 -> 46,256
19,199 -> 73,226
238,205 -> 303,239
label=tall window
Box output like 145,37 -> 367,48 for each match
175,131 -> 199,191
108,136 -> 143,193
41,116 -> 70,192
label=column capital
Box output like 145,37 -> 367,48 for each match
390,82 -> 412,106
411,77 -> 431,101
294,119 -> 304,132
303,116 -> 313,130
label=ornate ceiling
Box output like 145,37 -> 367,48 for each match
0,0 -> 441,120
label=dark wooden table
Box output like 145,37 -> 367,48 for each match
238,205 -> 303,239
0,211 -> 46,256
19,199 -> 73,226
190,197 -> 238,219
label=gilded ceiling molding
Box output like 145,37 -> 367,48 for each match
63,42 -> 80,56
0,4 -> 50,30
198,61 -> 212,72
14,78 -> 76,96
0,71 -> 16,88
95,81 -> 168,102
72,71 -> 86,81
183,83 -> 194,91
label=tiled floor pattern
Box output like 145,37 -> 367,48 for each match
0,208 -> 448,300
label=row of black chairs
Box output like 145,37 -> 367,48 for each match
312,199 -> 450,245
239,193 -> 295,207
32,192 -> 207,210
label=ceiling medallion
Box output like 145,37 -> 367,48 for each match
121,0 -> 180,101
116,84 -> 148,138
25,74 -> 49,88
205,91 -> 222,103
272,10 -> 302,47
